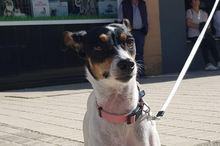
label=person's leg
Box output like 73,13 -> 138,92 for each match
201,39 -> 219,70
200,39 -> 210,65
132,30 -> 145,76
189,37 -> 210,64
207,40 -> 220,69
189,37 -> 218,70
207,40 -> 220,63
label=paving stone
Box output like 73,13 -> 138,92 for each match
0,139 -> 9,146
0,71 -> 220,146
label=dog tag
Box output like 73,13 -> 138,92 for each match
139,90 -> 145,99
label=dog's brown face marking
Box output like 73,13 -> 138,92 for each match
120,33 -> 127,42
100,34 -> 108,42
88,57 -> 113,80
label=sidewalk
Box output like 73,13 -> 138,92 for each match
0,70 -> 220,146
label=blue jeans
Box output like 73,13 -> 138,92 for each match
132,29 -> 146,75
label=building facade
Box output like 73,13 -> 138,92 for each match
0,0 -> 218,90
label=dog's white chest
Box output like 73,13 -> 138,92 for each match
83,91 -> 159,146
91,116 -> 140,146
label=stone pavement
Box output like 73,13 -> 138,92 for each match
0,70 -> 220,146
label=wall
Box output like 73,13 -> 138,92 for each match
159,0 -> 187,74
144,0 -> 162,75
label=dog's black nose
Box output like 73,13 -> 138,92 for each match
117,59 -> 135,73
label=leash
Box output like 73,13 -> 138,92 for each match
153,0 -> 220,120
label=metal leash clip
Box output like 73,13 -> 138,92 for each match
148,115 -> 161,121
142,101 -> 163,121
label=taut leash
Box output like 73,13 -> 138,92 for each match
153,0 -> 220,120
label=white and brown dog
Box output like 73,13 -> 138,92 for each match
63,19 -> 160,146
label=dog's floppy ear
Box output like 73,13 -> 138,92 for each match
114,19 -> 131,31
62,31 -> 87,58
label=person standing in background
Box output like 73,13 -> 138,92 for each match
214,3 -> 220,38
186,0 -> 220,70
118,0 -> 149,77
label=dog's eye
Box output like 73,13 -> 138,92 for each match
127,39 -> 134,48
94,46 -> 102,51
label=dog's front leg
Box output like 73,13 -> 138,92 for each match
146,121 -> 161,146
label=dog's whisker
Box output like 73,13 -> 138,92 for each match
136,62 -> 146,70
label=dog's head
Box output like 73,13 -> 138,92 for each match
63,19 -> 137,84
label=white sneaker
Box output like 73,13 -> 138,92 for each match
205,64 -> 219,71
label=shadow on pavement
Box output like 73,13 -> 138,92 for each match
3,70 -> 220,93
138,70 -> 220,85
